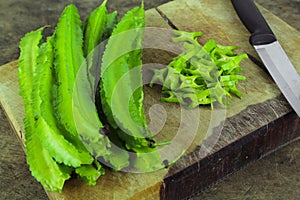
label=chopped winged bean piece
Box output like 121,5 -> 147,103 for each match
150,30 -> 248,108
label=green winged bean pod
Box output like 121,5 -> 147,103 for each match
83,0 -> 118,57
35,36 -> 107,188
100,5 -> 149,148
18,27 -> 71,192
83,0 -> 109,57
37,37 -> 93,167
100,5 -> 163,171
83,0 -> 118,104
80,1 -> 130,170
53,4 -> 108,184
53,4 -> 86,138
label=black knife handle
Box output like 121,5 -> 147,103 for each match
231,0 -> 277,45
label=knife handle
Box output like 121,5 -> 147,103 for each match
231,0 -> 277,45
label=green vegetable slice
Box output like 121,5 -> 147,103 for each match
18,27 -> 71,192
150,30 -> 248,108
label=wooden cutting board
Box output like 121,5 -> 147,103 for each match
1,0 -> 300,199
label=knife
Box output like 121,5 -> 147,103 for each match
231,0 -> 300,117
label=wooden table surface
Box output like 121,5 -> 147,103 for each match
0,0 -> 299,199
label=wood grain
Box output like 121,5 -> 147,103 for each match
0,0 -> 299,199
0,61 -> 25,145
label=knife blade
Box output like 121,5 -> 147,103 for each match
231,0 -> 300,117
